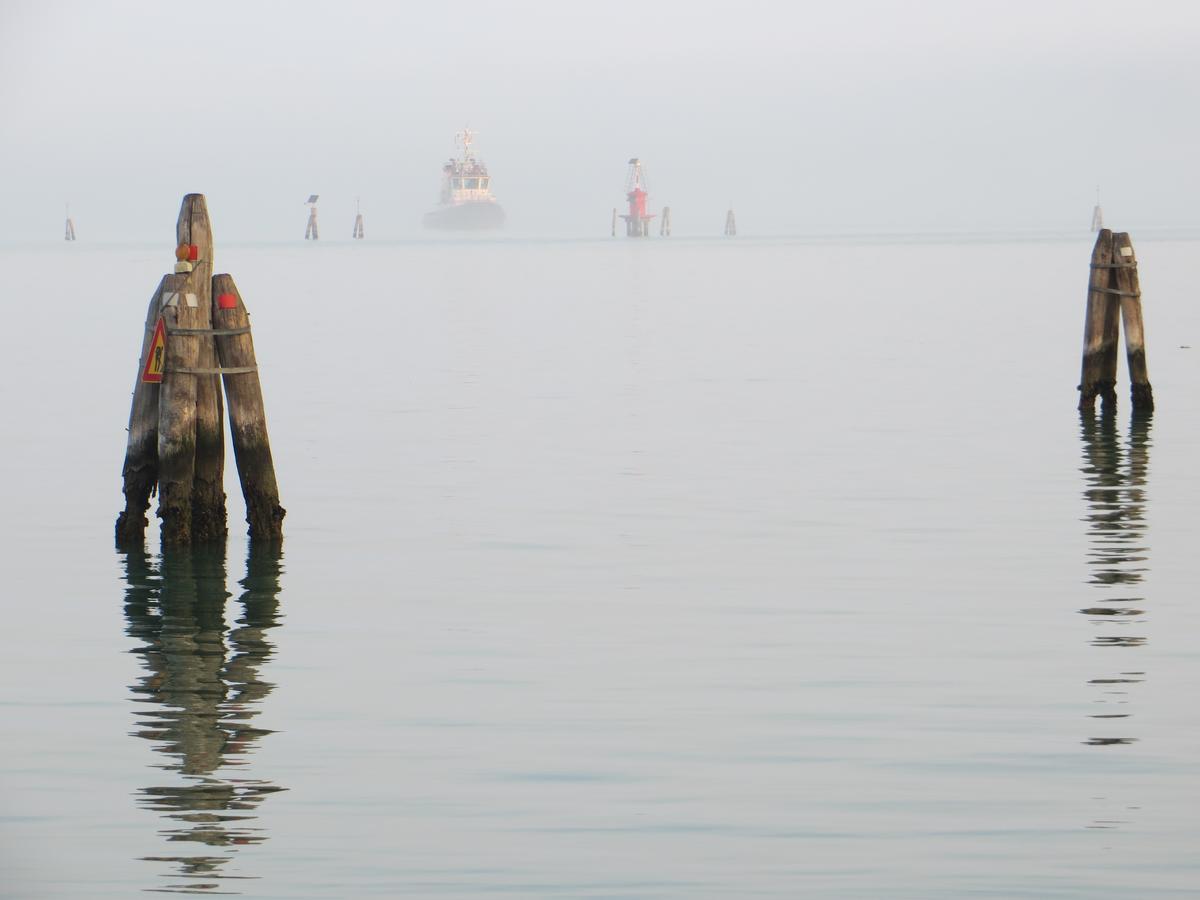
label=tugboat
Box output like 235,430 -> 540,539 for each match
423,129 -> 505,231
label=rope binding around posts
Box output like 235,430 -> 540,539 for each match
166,365 -> 258,375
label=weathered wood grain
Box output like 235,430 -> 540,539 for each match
176,194 -> 226,541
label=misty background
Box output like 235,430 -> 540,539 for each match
2,0 -> 1198,241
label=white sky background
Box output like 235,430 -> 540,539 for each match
1,0 -> 1198,240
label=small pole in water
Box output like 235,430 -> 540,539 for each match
64,203 -> 76,241
1090,186 -> 1104,232
353,196 -> 365,239
660,206 -> 671,237
305,194 -> 319,240
1078,229 -> 1152,411
724,208 -> 737,236
611,207 -> 617,237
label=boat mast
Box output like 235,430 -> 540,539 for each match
456,127 -> 476,163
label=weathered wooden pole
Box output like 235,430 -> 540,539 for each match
212,274 -> 285,541
156,272 -> 205,545
1078,229 -> 1120,411
659,206 -> 671,236
1111,232 -> 1154,411
175,195 -> 227,541
724,209 -> 737,236
116,281 -> 167,545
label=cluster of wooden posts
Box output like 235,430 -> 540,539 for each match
116,194 -> 284,547
110,201 -> 1153,546
1078,229 -> 1154,413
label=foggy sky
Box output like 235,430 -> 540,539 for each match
2,0 -> 1198,241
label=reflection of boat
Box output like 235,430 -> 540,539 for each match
423,129 -> 505,231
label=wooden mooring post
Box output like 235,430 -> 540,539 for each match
117,193 -> 282,547
115,281 -> 168,543
156,268 -> 204,545
1078,229 -> 1153,412
305,195 -> 319,240
178,196 -> 227,542
724,209 -> 737,236
212,274 -> 285,541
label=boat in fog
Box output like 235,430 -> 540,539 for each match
423,129 -> 505,231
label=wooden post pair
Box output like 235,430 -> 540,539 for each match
116,195 -> 284,546
1078,229 -> 1153,412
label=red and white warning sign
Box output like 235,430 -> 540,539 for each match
141,317 -> 167,383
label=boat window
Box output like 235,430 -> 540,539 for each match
451,178 -> 462,189
481,179 -> 489,190
465,178 -> 479,189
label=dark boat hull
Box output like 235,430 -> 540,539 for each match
422,202 -> 506,231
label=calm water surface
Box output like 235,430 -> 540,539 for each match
2,235 -> 1199,897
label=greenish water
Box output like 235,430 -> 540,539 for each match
2,236 -> 1199,897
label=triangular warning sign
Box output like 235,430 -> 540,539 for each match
142,317 -> 167,383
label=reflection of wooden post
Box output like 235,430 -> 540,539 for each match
212,274 -> 285,541
1112,232 -> 1154,411
1078,230 -> 1119,411
116,281 -> 167,544
176,195 -> 226,541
